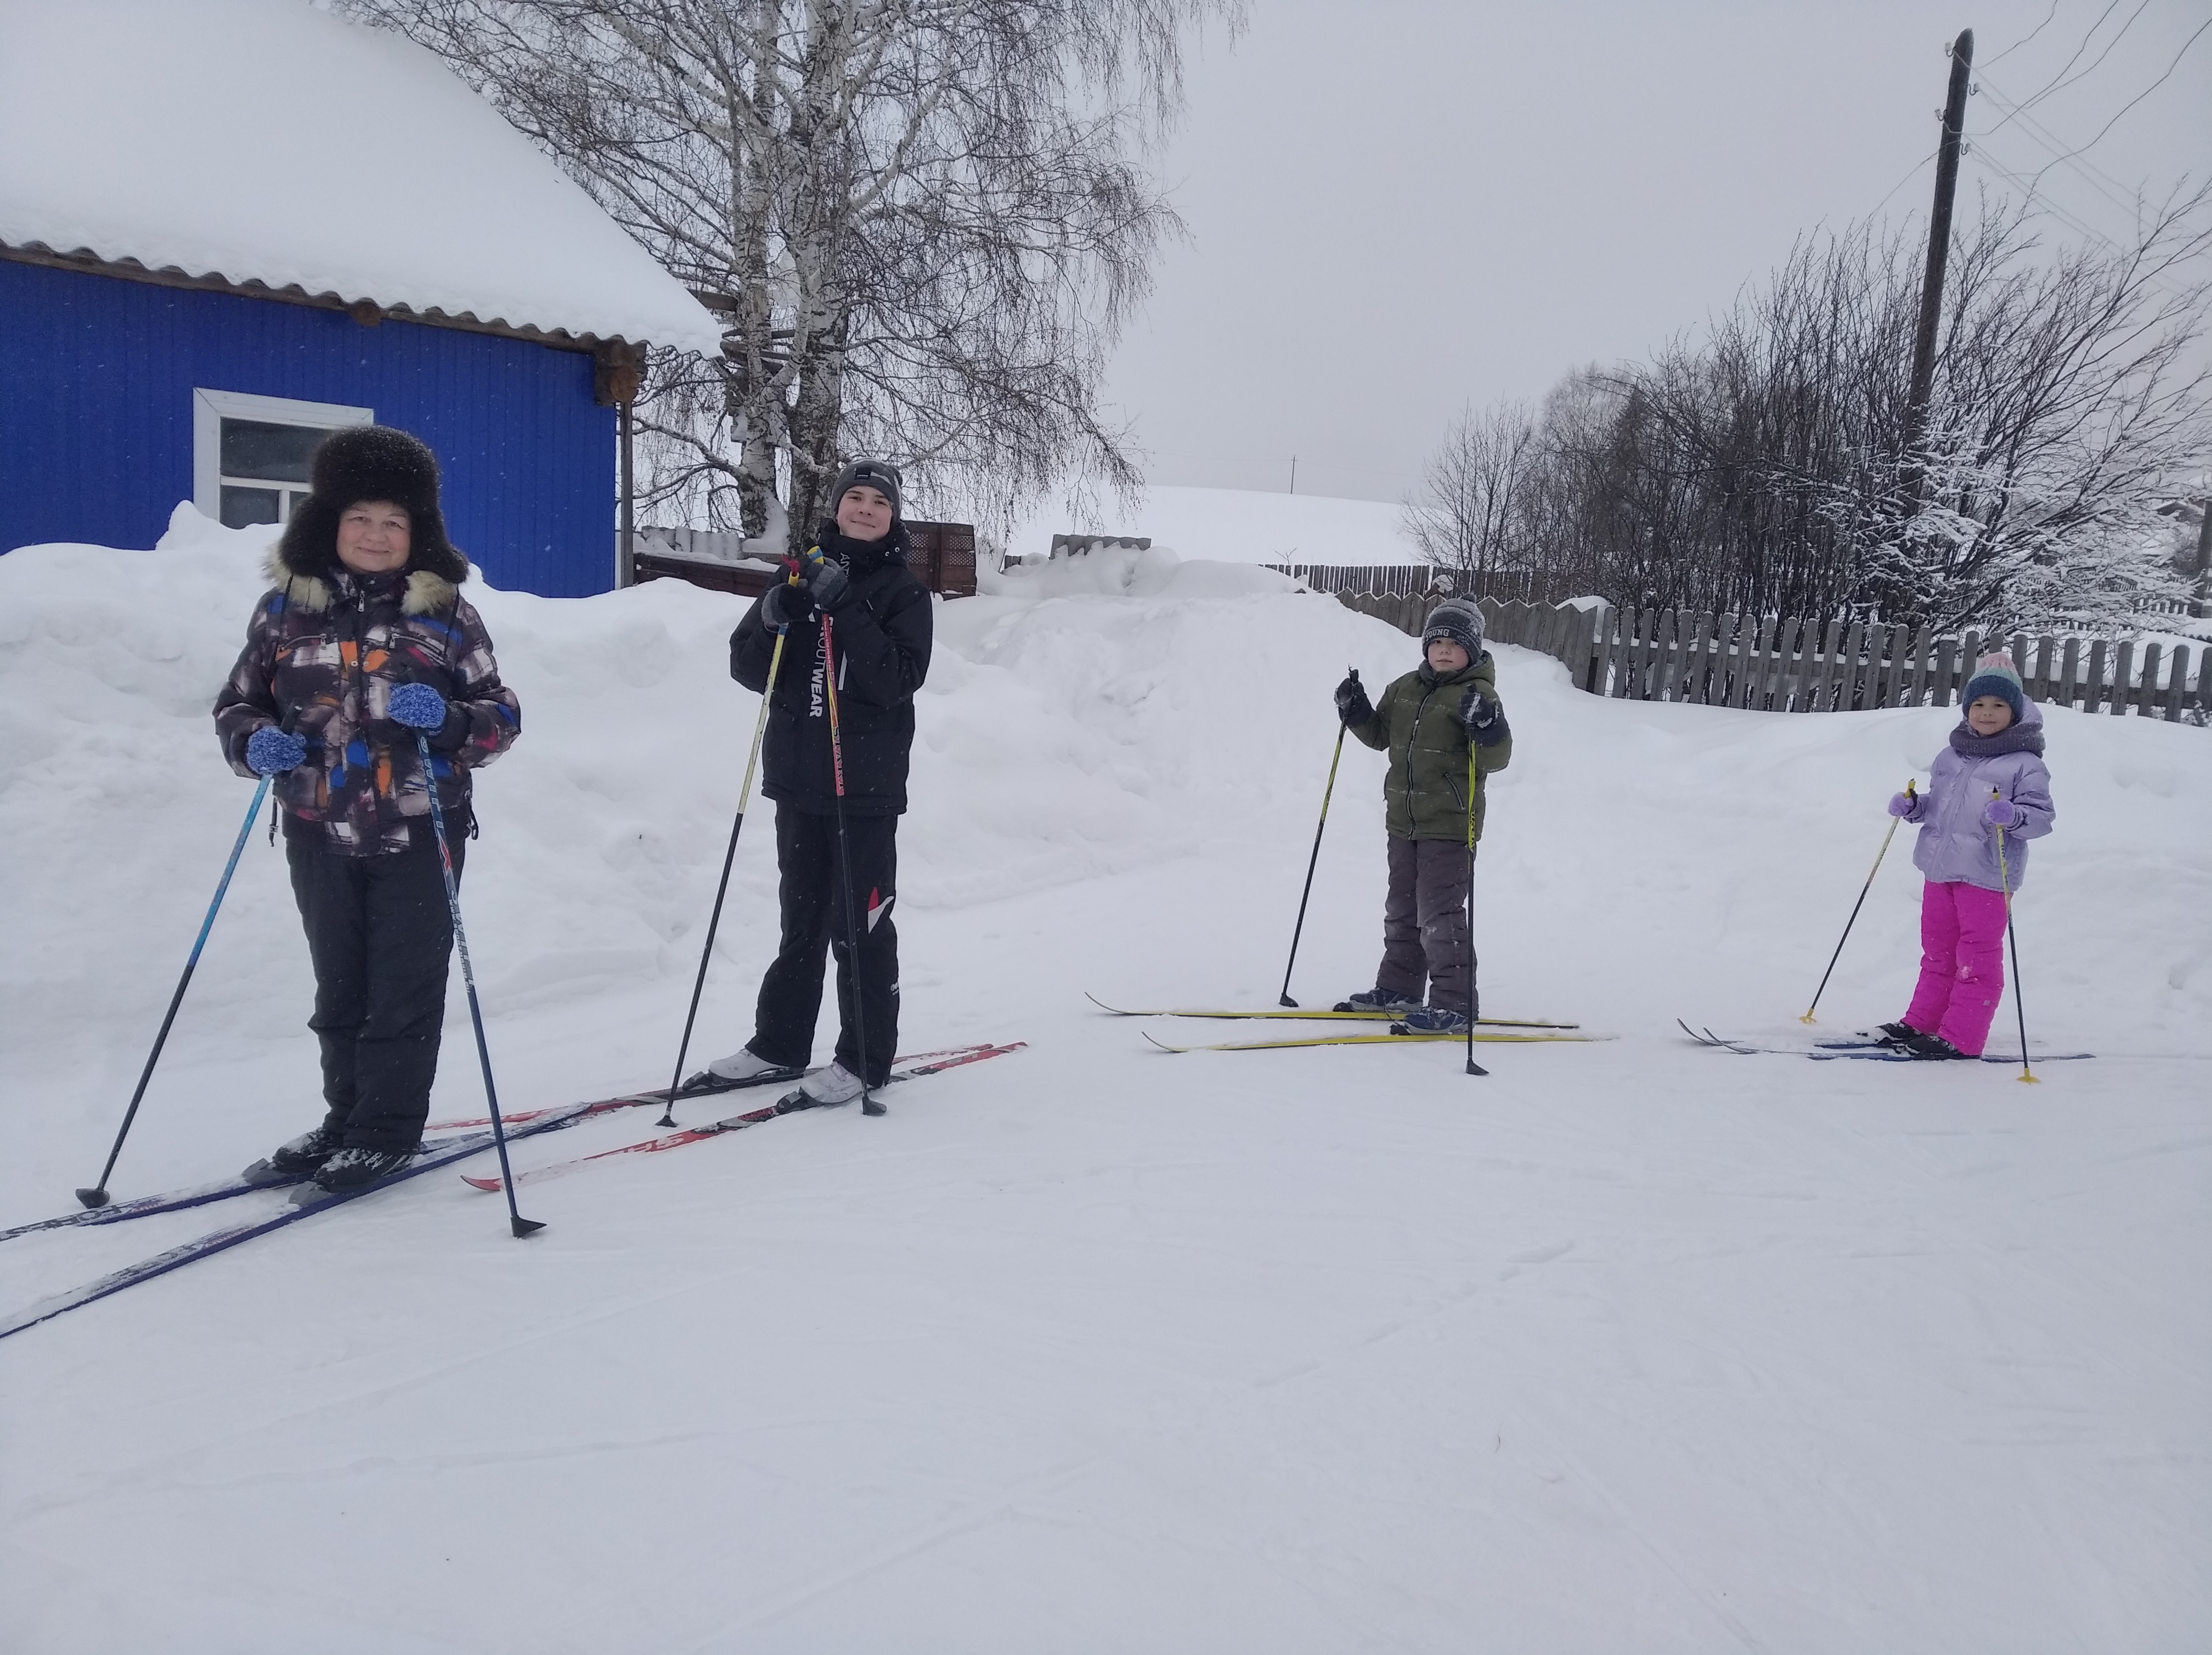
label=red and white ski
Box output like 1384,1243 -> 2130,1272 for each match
461,1043 -> 1026,1192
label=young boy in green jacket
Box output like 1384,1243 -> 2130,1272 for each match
1330,598 -> 1512,1032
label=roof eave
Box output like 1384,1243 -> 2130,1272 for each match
0,239 -> 673,353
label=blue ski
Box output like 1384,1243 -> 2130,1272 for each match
0,1102 -> 600,1341
2,1091 -> 665,1246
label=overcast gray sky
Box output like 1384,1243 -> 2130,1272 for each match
1103,0 -> 2212,505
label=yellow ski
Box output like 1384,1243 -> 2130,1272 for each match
1141,1029 -> 1610,1054
1085,993 -> 1577,1030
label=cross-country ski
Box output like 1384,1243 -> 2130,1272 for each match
1082,990 -> 1579,1028
1142,1028 -> 1612,1054
1676,1021 -> 2095,1063
461,1043 -> 1026,1192
5,12 -> 2205,1646
0,1104 -> 605,1342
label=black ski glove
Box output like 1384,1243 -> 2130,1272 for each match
802,556 -> 853,613
759,581 -> 803,631
1459,686 -> 1509,748
1334,672 -> 1372,727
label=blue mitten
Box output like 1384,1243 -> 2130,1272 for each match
246,726 -> 307,776
388,682 -> 448,731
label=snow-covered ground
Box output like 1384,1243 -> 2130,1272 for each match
1003,482 -> 1420,566
3,508 -> 2209,1652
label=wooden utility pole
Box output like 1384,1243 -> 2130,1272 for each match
1904,29 -> 1975,470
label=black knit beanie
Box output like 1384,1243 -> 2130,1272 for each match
826,458 -> 902,519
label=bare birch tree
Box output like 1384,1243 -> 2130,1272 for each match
348,0 -> 1234,546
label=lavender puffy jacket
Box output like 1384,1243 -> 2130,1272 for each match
1899,700 -> 2055,892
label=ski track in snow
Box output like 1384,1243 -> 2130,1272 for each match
1,513 -> 2208,1652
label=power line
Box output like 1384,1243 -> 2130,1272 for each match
1866,144 -> 1940,219
1980,0 -> 2145,136
1976,70 -> 2143,201
2038,15 -> 2212,165
1977,0 -> 2062,70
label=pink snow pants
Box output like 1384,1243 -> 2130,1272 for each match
1902,880 -> 2010,1056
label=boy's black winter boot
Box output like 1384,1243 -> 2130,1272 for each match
1900,1032 -> 1972,1061
1335,988 -> 1422,1014
266,1125 -> 345,1178
1398,1006 -> 1471,1034
313,1145 -> 419,1191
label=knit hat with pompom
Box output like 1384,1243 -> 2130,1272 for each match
1961,651 -> 2027,721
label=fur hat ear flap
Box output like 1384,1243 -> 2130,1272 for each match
275,494 -> 343,584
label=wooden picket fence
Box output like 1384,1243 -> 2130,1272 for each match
1335,592 -> 2209,724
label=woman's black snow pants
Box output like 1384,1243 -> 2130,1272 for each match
285,828 -> 460,1151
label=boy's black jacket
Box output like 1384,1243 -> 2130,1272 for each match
730,525 -> 934,815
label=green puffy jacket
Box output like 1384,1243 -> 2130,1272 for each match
1348,654 -> 1511,842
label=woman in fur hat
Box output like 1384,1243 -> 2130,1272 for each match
698,460 -> 934,1112
213,426 -> 521,1189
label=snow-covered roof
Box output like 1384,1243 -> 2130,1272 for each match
0,0 -> 723,354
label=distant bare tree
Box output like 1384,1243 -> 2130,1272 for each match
1413,190 -> 2211,630
349,0 -> 1236,547
1401,401 -> 1538,595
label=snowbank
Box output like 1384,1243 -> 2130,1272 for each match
3,523 -> 2208,1651
0,0 -> 720,352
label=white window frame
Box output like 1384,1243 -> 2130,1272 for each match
192,389 -> 374,526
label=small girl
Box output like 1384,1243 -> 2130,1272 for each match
1881,652 -> 2054,1061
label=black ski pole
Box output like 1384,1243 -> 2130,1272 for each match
1463,747 -> 1487,1078
657,623 -> 792,1126
415,733 -> 542,1237
1799,778 -> 1915,1024
1278,667 -> 1356,1007
821,611 -> 882,1116
76,775 -> 273,1209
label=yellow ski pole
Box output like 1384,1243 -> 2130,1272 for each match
1801,779 -> 1915,1023
1992,788 -> 2038,1085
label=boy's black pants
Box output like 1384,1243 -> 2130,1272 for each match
286,830 -> 460,1151
752,803 -> 900,1085
1375,834 -> 1476,1017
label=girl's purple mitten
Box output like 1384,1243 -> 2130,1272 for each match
1983,797 -> 2020,829
1886,792 -> 1916,819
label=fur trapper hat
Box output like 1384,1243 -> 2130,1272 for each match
275,425 -> 466,588
1421,598 -> 1486,658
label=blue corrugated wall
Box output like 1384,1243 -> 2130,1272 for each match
0,258 -> 617,597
